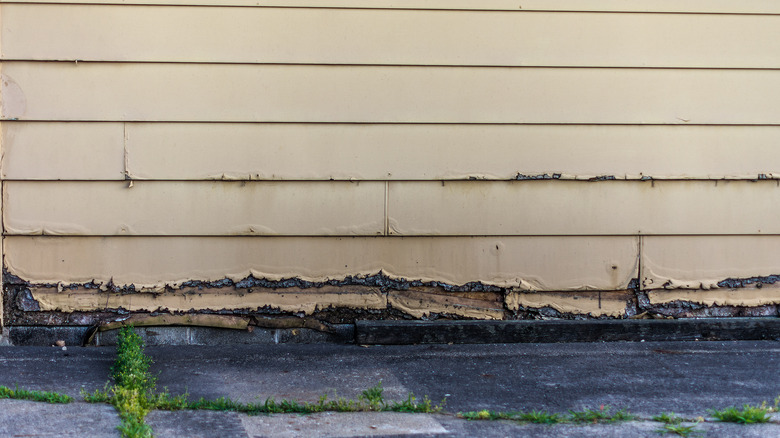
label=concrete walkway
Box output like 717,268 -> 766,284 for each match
1,340 -> 779,437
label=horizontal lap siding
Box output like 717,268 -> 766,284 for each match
1,122 -> 125,180
3,1 -> 780,14
5,123 -> 780,181
4,63 -> 780,123
4,181 -> 385,236
387,181 -> 780,236
4,5 -> 780,67
6,180 -> 779,236
3,236 -> 639,290
642,236 -> 780,290
1,1 -> 776,302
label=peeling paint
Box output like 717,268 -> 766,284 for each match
28,285 -> 388,315
648,287 -> 780,308
387,290 -> 504,320
717,274 -> 780,289
515,173 -> 561,180
505,291 -> 630,317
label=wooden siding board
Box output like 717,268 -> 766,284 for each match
642,236 -> 780,290
6,123 -> 779,181
1,122 -> 125,180
3,1 -> 780,14
124,123 -> 780,181
3,62 -> 780,123
387,180 -> 780,236
3,181 -> 385,236
3,235 -> 639,291
4,5 -> 780,68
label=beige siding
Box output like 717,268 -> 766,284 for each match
389,180 -> 780,236
5,5 -> 780,68
1,1 -> 778,321
1,122 -> 125,180
4,62 -> 780,124
4,1 -> 780,14
3,236 -> 639,291
7,123 -> 780,182
4,181 -> 385,236
124,124 -> 780,181
642,236 -> 780,290
8,180 -> 779,237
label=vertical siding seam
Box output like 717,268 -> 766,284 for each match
123,122 -> 129,181
384,181 -> 389,236
637,235 -> 643,290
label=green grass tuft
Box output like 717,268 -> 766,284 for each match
517,410 -> 563,424
653,412 -> 684,424
458,409 -> 562,424
657,423 -> 702,437
86,326 -> 158,438
569,405 -> 635,424
710,404 -> 771,424
0,385 -> 73,404
165,382 -> 444,416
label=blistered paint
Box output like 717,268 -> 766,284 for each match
505,291 -> 630,317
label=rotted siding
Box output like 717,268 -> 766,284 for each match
1,0 -> 779,323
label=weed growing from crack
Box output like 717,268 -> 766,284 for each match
709,404 -> 771,424
162,382 -> 444,415
82,326 -> 155,438
652,413 -> 703,436
653,412 -> 684,424
84,327 -> 444,438
0,385 -> 73,404
569,405 -> 636,424
657,423 -> 703,437
517,410 -> 564,424
458,409 -> 562,424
